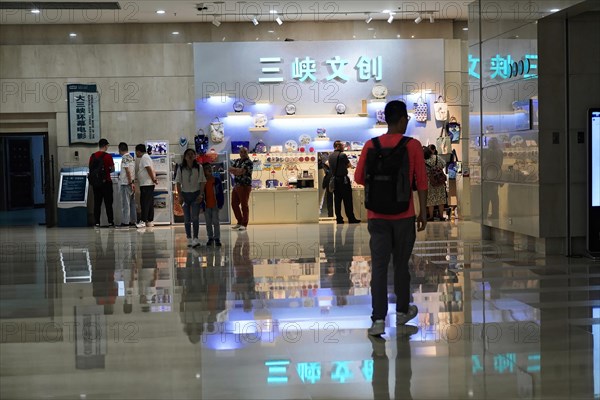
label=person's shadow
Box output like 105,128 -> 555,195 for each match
232,232 -> 255,313
91,229 -> 117,315
369,326 -> 418,400
331,224 -> 357,306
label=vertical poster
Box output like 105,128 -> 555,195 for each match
67,84 -> 101,145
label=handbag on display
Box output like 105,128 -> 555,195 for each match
446,116 -> 461,143
446,149 -> 460,179
252,139 -> 267,153
434,96 -> 448,122
194,128 -> 209,155
413,97 -> 428,122
209,117 -> 225,144
436,127 -> 452,155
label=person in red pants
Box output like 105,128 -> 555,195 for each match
228,147 -> 253,231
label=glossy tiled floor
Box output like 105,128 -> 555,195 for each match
0,222 -> 598,399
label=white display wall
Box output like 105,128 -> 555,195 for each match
194,39 -> 449,153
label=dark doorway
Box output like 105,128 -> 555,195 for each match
0,133 -> 52,226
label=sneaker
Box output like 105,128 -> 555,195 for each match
136,221 -> 146,229
368,320 -> 385,336
231,224 -> 241,230
238,226 -> 247,231
187,238 -> 193,247
368,334 -> 387,357
214,239 -> 222,247
146,221 -> 154,227
396,305 -> 418,326
192,238 -> 200,247
206,239 -> 214,246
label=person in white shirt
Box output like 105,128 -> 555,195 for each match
176,149 -> 207,247
135,144 -> 158,229
117,142 -> 136,229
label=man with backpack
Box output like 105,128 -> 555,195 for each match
354,100 -> 428,336
88,138 -> 115,228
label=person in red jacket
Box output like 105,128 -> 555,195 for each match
354,100 -> 428,336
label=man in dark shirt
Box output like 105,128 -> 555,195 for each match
328,141 -> 360,224
228,147 -> 253,231
89,138 -> 115,227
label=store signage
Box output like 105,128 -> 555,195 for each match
67,84 -> 100,145
259,55 -> 383,84
469,54 -> 538,80
471,353 -> 541,375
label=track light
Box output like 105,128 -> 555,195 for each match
275,16 -> 283,25
429,14 -> 435,23
212,16 -> 221,27
252,16 -> 259,26
365,14 -> 372,24
387,13 -> 394,23
414,15 -> 422,24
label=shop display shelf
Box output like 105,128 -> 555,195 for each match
273,113 -> 368,119
226,112 -> 252,117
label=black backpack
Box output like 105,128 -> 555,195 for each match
88,153 -> 106,187
364,136 -> 412,214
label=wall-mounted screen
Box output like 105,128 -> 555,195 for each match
589,108 -> 600,255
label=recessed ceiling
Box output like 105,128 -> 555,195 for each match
0,0 -> 584,24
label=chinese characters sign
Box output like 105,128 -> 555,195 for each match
469,54 -> 538,81
67,84 -> 100,145
259,55 -> 383,84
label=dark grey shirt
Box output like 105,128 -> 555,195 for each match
328,150 -> 349,177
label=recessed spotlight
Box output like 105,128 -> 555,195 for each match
463,27 -> 469,31
367,27 -> 375,31
69,33 -> 77,37
267,30 -> 275,33
172,31 -> 179,35
397,34 -> 401,38
270,10 -> 278,14
550,8 -> 560,12
156,10 -> 165,14
31,9 -> 40,14
411,35 -> 415,38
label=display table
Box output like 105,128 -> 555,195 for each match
238,188 -> 319,224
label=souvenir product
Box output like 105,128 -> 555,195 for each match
233,101 -> 244,113
285,103 -> 296,115
299,134 -> 311,145
254,113 -> 268,128
372,84 -> 388,99
285,140 -> 298,152
194,129 -> 209,155
209,117 -> 224,143
446,116 -> 461,143
335,103 -> 347,115
179,136 -> 188,153
434,96 -> 448,122
376,109 -> 386,124
413,97 -> 428,122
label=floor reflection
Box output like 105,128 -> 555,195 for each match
0,223 -> 597,399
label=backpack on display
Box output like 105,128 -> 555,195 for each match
88,153 -> 106,187
364,136 -> 413,214
427,156 -> 447,187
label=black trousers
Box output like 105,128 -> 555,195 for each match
93,182 -> 113,225
333,176 -> 357,222
368,217 -> 416,321
139,185 -> 155,223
